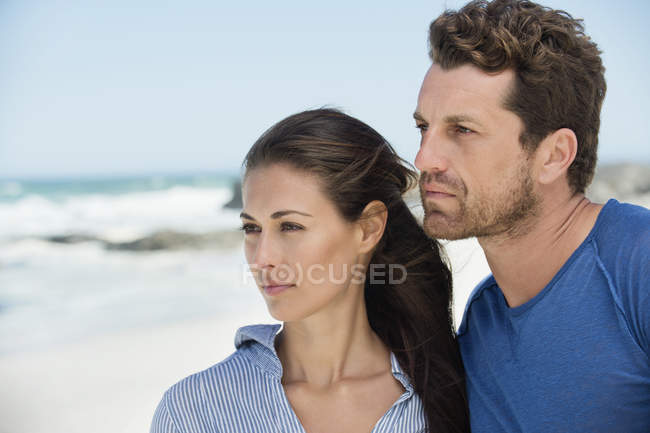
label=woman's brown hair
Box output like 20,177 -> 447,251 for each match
243,108 -> 469,433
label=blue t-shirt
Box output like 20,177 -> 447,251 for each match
458,199 -> 650,432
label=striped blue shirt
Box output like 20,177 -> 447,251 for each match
151,323 -> 426,432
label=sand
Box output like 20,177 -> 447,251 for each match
0,238 -> 489,433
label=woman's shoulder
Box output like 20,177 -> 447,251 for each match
162,323 -> 283,405
152,324 -> 283,431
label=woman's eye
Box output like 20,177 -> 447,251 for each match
415,124 -> 428,134
240,223 -> 303,233
281,223 -> 303,232
240,223 -> 260,234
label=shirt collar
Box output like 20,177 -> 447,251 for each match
235,323 -> 282,352
235,323 -> 284,378
389,352 -> 415,397
235,323 -> 415,395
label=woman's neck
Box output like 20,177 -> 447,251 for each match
276,290 -> 391,387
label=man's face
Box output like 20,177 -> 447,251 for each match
414,63 -> 539,240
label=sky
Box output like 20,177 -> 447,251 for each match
1,0 -> 648,179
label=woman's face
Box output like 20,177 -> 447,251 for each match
241,163 -> 365,322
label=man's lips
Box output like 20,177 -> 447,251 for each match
422,186 -> 456,198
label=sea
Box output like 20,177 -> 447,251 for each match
0,173 -> 259,355
1,164 -> 648,356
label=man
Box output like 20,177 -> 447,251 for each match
414,0 -> 649,431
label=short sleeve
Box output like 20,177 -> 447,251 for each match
625,226 -> 650,357
606,203 -> 650,359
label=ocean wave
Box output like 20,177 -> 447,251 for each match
0,185 -> 240,242
0,240 -> 255,354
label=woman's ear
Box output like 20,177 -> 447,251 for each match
357,200 -> 388,254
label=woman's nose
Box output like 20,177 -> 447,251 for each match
250,231 -> 279,270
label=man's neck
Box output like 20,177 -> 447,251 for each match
478,194 -> 603,308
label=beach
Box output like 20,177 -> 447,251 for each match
0,167 -> 647,433
0,239 -> 488,433
0,308 -> 272,433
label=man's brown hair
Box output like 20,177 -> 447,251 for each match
429,0 -> 606,193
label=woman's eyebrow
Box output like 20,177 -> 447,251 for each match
239,210 -> 313,221
271,210 -> 313,219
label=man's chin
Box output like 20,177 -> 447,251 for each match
424,228 -> 468,241
422,214 -> 470,241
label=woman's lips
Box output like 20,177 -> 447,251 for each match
263,284 -> 295,296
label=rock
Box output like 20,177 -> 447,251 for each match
223,180 -> 242,209
587,163 -> 650,202
45,234 -> 101,244
104,229 -> 242,251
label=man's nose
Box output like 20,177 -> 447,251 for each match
415,128 -> 450,173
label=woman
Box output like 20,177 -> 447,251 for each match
151,109 -> 469,433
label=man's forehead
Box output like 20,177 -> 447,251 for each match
417,63 -> 516,119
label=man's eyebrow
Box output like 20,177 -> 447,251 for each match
414,112 -> 484,128
240,210 -> 313,220
443,114 -> 484,127
413,112 -> 427,123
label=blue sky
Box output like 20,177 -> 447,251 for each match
1,0 -> 648,179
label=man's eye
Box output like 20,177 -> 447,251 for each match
281,223 -> 303,232
415,124 -> 428,134
240,223 -> 260,234
456,125 -> 473,134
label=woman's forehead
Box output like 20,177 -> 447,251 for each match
242,165 -> 333,219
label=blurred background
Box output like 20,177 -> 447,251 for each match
1,1 -> 648,432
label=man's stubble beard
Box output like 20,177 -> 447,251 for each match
420,159 -> 540,241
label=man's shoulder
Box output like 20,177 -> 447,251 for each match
589,199 -> 650,356
591,199 -> 650,269
594,199 -> 650,241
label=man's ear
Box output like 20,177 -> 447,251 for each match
535,128 -> 578,185
357,200 -> 388,254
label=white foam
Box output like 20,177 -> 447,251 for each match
0,186 -> 239,241
0,241 -> 254,354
